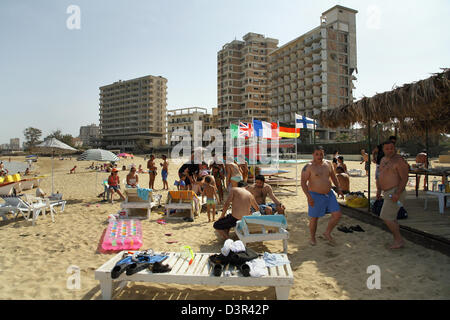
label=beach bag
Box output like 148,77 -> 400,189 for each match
228,248 -> 259,266
371,199 -> 408,219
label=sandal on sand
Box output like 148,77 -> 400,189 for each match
350,225 -> 365,232
337,226 -> 353,233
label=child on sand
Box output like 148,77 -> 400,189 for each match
192,176 -> 204,196
174,174 -> 187,191
160,155 -> 169,190
70,166 -> 77,174
202,176 -> 219,222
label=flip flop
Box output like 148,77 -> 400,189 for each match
337,226 -> 353,233
165,233 -> 173,236
350,225 -> 365,232
166,240 -> 178,244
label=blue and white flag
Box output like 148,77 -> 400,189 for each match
295,114 -> 316,129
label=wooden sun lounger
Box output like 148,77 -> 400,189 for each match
95,251 -> 294,300
165,191 -> 202,220
120,188 -> 160,220
235,217 -> 289,254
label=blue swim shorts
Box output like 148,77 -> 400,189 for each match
162,169 -> 168,181
251,203 -> 278,215
308,190 -> 340,218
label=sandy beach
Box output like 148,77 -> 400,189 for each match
0,155 -> 449,300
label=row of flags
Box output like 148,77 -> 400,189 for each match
230,114 -> 317,139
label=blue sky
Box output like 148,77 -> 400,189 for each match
1,0 -> 449,144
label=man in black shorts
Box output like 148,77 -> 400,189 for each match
213,181 -> 259,240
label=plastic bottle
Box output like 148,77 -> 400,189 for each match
389,194 -> 402,207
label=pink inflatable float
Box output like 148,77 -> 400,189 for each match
102,219 -> 143,251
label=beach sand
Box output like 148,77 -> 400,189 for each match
0,155 -> 449,300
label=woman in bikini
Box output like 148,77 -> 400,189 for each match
226,160 -> 243,190
126,166 -> 139,188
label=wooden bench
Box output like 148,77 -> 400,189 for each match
95,251 -> 294,300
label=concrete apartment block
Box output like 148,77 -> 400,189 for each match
167,107 -> 215,146
269,5 -> 358,142
99,75 -> 167,152
79,123 -> 100,147
217,33 -> 279,132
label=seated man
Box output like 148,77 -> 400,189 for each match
213,181 -> 259,240
246,175 -> 286,215
333,166 -> 350,195
415,150 -> 429,190
36,187 -> 47,198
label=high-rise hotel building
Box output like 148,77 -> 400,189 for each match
99,75 -> 167,151
269,5 -> 357,141
217,33 -> 279,132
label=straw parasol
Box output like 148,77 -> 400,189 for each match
318,68 -> 450,132
318,68 -> 450,212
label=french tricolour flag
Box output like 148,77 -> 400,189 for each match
295,113 -> 316,129
253,120 -> 279,139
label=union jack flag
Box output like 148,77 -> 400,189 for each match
239,122 -> 253,138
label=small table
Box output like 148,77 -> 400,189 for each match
409,169 -> 449,197
424,191 -> 450,214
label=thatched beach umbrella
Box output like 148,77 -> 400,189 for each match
318,69 -> 450,212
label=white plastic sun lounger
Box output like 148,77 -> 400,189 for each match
95,251 -> 294,300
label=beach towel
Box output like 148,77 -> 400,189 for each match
237,215 -> 287,234
263,252 -> 290,267
137,187 -> 152,201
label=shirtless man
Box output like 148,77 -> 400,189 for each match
147,154 -> 157,189
415,150 -> 428,190
247,175 -> 286,215
210,156 -> 225,202
213,181 -> 259,240
334,167 -> 350,194
377,141 -> 409,249
301,146 -> 343,246
225,159 -> 243,190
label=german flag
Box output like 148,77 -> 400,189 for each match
278,122 -> 300,138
